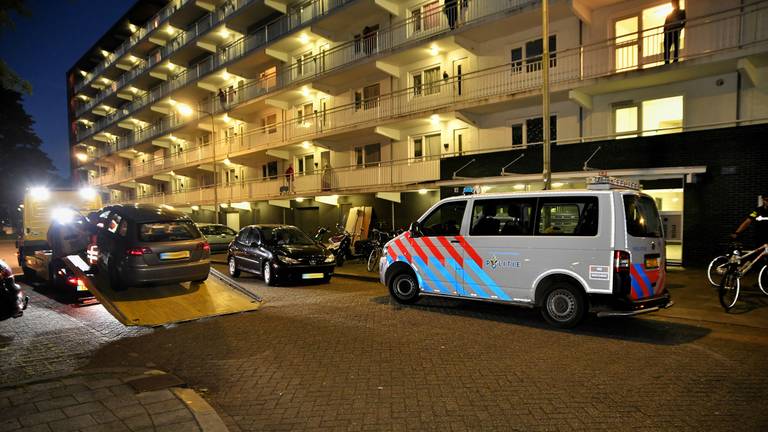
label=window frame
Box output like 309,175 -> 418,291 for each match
510,114 -> 557,147
534,196 -> 600,237
419,200 -> 468,237
468,197 -> 537,237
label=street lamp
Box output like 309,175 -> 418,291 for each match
177,103 -> 219,224
541,0 -> 552,190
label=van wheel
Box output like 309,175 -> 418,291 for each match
389,273 -> 420,304
228,256 -> 240,278
263,261 -> 276,286
541,283 -> 585,328
108,262 -> 126,292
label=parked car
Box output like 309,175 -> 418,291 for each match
0,259 -> 28,320
196,223 -> 237,252
95,205 -> 210,291
227,224 -> 335,285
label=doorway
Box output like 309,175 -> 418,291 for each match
294,207 -> 320,234
453,57 -> 468,96
453,128 -> 468,156
226,212 -> 240,231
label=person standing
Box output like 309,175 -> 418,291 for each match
445,0 -> 459,30
732,193 -> 768,247
218,88 -> 227,109
663,0 -> 686,64
284,164 -> 295,193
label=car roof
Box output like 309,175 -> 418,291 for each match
439,188 -> 644,202
245,224 -> 295,230
105,204 -> 190,223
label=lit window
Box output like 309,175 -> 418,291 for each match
642,96 -> 683,135
615,106 -> 639,138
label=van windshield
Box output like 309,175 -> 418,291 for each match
139,221 -> 201,242
623,195 -> 663,238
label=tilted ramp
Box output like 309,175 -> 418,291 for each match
64,255 -> 262,327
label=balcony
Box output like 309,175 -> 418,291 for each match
73,0 -> 193,94
119,157 -> 440,206
75,0 -> 531,146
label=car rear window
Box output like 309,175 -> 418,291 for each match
138,221 -> 201,242
200,225 -> 236,236
623,195 -> 663,238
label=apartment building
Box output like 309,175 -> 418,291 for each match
68,0 -> 768,265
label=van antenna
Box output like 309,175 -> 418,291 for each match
452,159 -> 476,180
500,154 -> 525,176
583,146 -> 602,171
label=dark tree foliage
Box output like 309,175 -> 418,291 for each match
0,87 -> 56,223
0,0 -> 32,93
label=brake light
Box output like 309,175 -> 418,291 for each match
614,250 -> 630,273
197,242 -> 210,252
126,247 -> 152,256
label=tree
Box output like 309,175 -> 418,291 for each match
0,87 -> 56,223
0,0 -> 31,93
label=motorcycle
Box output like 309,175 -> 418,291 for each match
0,259 -> 28,321
314,224 -> 353,267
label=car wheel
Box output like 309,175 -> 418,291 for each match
540,283 -> 586,328
322,275 -> 332,284
108,261 -> 126,292
228,256 -> 240,278
389,272 -> 420,304
263,261 -> 276,286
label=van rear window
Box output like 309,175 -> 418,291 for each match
139,221 -> 201,242
623,195 -> 663,238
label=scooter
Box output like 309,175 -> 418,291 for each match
0,260 -> 28,321
314,225 -> 352,267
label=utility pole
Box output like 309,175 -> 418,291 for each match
542,0 -> 551,190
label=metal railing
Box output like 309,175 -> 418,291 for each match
84,0 -> 768,178
73,0 -> 190,93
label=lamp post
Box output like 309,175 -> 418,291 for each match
541,0 -> 551,190
177,104 -> 219,224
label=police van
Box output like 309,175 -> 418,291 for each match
379,176 -> 673,328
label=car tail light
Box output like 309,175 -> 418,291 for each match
126,247 -> 153,256
197,242 -> 210,252
614,250 -> 630,273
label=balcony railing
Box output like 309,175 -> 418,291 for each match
76,0 -> 521,144
73,0 -> 191,94
117,156 -> 440,206
83,0 -> 768,182
74,0 -> 353,128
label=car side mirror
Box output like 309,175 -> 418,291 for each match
250,241 -> 259,247
409,221 -> 422,238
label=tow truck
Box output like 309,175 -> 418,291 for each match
17,187 -> 102,301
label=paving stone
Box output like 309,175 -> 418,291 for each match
144,398 -> 184,415
112,404 -> 147,420
80,420 -> 131,432
86,379 -> 123,390
150,408 -> 194,427
19,409 -> 66,427
89,410 -> 118,425
0,418 -> 21,432
135,390 -> 175,405
47,414 -> 97,432
62,401 -> 104,417
73,388 -> 113,404
34,396 -> 79,412
154,420 -> 201,432
122,413 -> 153,432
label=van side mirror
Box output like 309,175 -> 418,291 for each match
409,221 -> 422,238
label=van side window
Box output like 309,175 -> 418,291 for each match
470,198 -> 536,236
421,201 -> 467,236
536,197 -> 599,236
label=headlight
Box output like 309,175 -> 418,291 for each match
278,255 -> 300,265
324,254 -> 336,263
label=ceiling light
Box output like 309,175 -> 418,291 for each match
223,158 -> 232,166
513,184 -> 525,190
295,197 -> 304,202
430,114 -> 440,125
219,28 -> 230,39
299,33 -> 310,44
430,44 -> 439,56
167,62 -> 176,71
418,189 -> 428,195
75,153 -> 88,162
301,86 -> 310,97
301,141 -> 311,149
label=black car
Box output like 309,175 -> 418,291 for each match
95,205 -> 210,291
227,224 -> 335,285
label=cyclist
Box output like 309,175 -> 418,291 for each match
732,194 -> 768,246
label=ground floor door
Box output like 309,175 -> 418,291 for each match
643,188 -> 683,265
295,207 -> 320,235
226,212 -> 240,232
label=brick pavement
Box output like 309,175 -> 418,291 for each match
81,265 -> 768,431
0,368 -> 217,432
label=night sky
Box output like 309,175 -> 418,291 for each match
0,0 -> 135,177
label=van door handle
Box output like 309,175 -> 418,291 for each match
450,240 -> 460,243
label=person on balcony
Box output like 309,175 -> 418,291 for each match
445,0 -> 459,30
218,88 -> 227,109
284,164 -> 295,194
664,0 -> 686,64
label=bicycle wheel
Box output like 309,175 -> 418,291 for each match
367,248 -> 380,272
718,266 -> 740,311
707,255 -> 728,286
759,265 -> 768,296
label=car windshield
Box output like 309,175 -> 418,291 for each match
261,226 -> 315,245
199,225 -> 236,236
138,220 -> 201,242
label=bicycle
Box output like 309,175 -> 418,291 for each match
367,229 -> 389,273
718,242 -> 768,311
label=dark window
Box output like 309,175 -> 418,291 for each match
525,115 -> 557,145
260,226 -> 315,245
364,143 -> 380,167
200,225 -> 237,236
536,197 -> 599,236
138,221 -> 201,242
524,35 -> 557,72
512,124 -> 523,146
236,227 -> 250,244
354,91 -> 362,110
262,161 -> 278,179
623,195 -> 663,238
470,198 -> 536,236
511,47 -> 523,73
421,201 -> 467,236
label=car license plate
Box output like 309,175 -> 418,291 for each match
160,251 -> 190,260
645,256 -> 659,269
302,273 -> 324,279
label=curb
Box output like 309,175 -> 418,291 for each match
173,387 -> 230,432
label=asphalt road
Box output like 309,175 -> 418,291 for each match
3,264 -> 768,431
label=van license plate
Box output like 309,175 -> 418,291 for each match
645,256 -> 659,269
160,251 -> 190,260
302,273 -> 324,279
